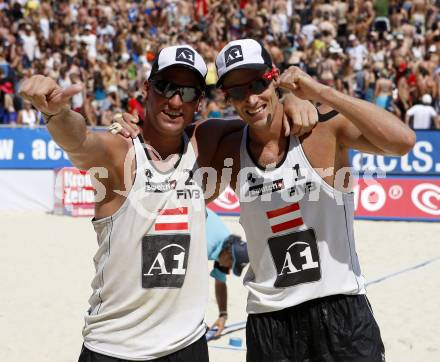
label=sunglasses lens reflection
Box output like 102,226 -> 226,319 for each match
152,80 -> 202,102
226,79 -> 271,101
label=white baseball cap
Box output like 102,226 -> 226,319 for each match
149,45 -> 207,87
215,39 -> 273,88
422,94 -> 432,104
329,40 -> 343,54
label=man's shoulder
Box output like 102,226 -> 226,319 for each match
427,105 -> 437,114
185,123 -> 196,138
222,128 -> 244,142
92,129 -> 133,153
409,104 -> 424,112
188,119 -> 243,159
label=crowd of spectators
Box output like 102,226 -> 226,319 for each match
0,0 -> 439,129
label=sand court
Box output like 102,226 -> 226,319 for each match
0,213 -> 439,362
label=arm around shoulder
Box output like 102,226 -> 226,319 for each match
192,118 -> 244,167
207,130 -> 242,204
278,67 -> 415,156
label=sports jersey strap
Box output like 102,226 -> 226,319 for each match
239,125 -> 249,169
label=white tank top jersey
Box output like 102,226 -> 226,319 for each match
238,127 -> 365,314
83,136 -> 208,360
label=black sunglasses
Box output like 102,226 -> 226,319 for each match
151,79 -> 203,103
223,78 -> 271,101
222,68 -> 278,101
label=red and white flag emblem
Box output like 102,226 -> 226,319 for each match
266,203 -> 303,233
155,207 -> 189,231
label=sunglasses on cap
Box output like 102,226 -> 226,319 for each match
223,68 -> 279,101
150,79 -> 203,103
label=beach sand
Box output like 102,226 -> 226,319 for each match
0,213 -> 439,362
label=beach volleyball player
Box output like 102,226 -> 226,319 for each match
20,45 -> 213,361
209,39 -> 416,361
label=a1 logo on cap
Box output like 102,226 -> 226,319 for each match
225,45 -> 244,67
176,47 -> 195,66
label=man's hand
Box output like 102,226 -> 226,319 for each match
19,75 -> 82,116
277,66 -> 327,104
211,315 -> 227,337
108,112 -> 141,138
282,93 -> 319,136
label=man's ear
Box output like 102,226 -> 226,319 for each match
142,80 -> 150,100
272,68 -> 280,82
196,94 -> 205,112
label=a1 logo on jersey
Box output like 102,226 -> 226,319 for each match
268,228 -> 321,288
142,234 -> 190,288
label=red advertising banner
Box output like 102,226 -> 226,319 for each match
354,177 -> 440,221
54,167 -> 95,217
207,186 -> 240,215
53,167 -> 439,221
208,178 -> 440,221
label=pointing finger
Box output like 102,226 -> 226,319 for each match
60,84 -> 83,100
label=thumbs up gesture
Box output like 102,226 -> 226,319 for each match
19,75 -> 83,117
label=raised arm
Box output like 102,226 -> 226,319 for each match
19,75 -> 128,171
278,66 -> 416,156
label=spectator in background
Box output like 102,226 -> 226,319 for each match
19,24 -> 38,63
375,69 -> 398,114
201,91 -> 224,119
0,67 -> 15,123
206,209 -> 249,337
406,94 -> 440,130
347,34 -> 368,72
17,100 -> 37,127
0,0 -> 438,126
127,88 -> 144,120
70,73 -> 85,113
39,2 -> 52,41
78,24 -> 97,61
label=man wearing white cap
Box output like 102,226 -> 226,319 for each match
347,34 -> 367,72
405,94 -> 440,129
19,45 -> 216,362
79,24 -> 97,60
212,38 -> 416,362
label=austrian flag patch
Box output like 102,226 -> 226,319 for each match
266,203 -> 304,233
155,207 -> 189,231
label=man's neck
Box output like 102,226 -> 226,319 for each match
247,103 -> 289,167
141,123 -> 183,161
248,103 -> 285,146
